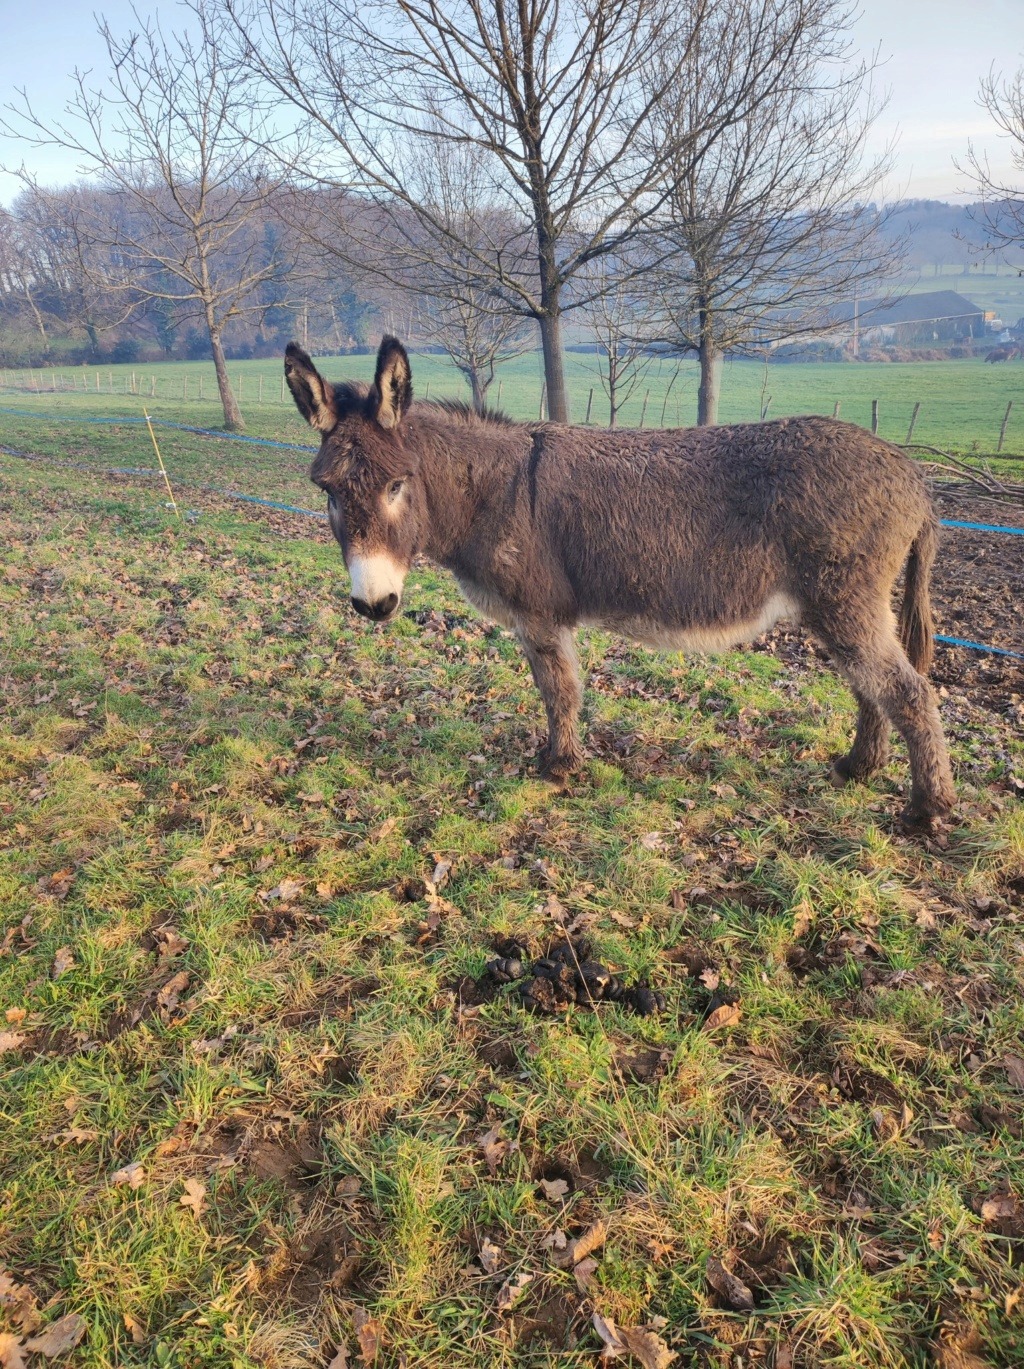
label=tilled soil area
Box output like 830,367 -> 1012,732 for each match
929,490 -> 1022,718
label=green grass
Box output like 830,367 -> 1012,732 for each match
3,349 -> 1024,455
1,403 -> 1023,1368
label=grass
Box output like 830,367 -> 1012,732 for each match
1,399 -> 1023,1368
3,349 -> 1024,455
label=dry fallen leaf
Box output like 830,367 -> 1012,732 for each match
111,1161 -> 145,1190
0,1335 -> 26,1369
25,1313 -> 88,1358
154,927 -> 189,959
477,1125 -> 507,1176
496,1271 -> 534,1313
352,1309 -> 382,1363
592,1312 -> 675,1368
706,1256 -> 755,1311
699,967 -> 721,991
554,1219 -> 607,1269
574,1256 -> 599,1292
57,1126 -> 98,1146
540,1228 -> 568,1251
610,911 -> 637,929
1003,1056 -> 1024,1093
0,1273 -> 40,1333
327,1344 -> 350,1369
51,947 -> 75,980
478,1238 -> 503,1275
156,971 -> 190,1015
540,1177 -> 570,1203
0,1032 -> 26,1056
704,1001 -> 742,1031
5,1008 -> 26,1024
179,1177 -> 206,1218
791,899 -> 814,939
775,1344 -> 796,1369
431,858 -> 453,888
123,1315 -> 146,1346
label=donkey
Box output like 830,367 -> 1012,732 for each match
285,337 -> 955,832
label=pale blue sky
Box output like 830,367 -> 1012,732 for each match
0,0 -> 1020,204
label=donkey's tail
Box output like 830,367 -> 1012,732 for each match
899,514 -> 938,675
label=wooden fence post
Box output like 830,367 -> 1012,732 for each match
281,374 -> 286,402
871,399 -> 879,434
640,390 -> 650,428
539,381 -> 546,419
496,380 -> 503,409
585,387 -> 593,424
833,400 -> 840,417
906,401 -> 921,444
259,374 -> 263,404
199,374 -> 204,401
998,400 -> 1013,453
183,375 -> 188,401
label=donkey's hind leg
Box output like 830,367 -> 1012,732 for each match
821,623 -> 954,830
831,690 -> 890,786
517,624 -> 585,780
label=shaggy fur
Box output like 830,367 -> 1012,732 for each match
285,338 -> 955,830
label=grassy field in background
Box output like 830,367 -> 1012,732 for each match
3,350 -> 1024,455
901,266 -> 1024,319
1,377 -> 1024,1367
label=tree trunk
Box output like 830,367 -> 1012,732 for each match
538,307 -> 568,423
468,366 -> 487,414
608,348 -> 619,428
207,320 -> 244,431
697,335 -> 722,426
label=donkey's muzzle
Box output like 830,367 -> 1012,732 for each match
352,592 -> 399,621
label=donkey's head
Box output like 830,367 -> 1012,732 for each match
286,336 -> 422,622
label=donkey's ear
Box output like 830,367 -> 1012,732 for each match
372,336 -> 413,431
284,342 -> 338,433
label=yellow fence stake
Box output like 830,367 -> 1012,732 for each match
143,410 -> 180,520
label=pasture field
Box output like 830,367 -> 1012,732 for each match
3,350 -> 1024,454
1,391 -> 1023,1369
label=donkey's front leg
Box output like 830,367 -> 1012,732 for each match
517,625 -> 585,779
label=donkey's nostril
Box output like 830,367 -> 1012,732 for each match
352,593 -> 399,621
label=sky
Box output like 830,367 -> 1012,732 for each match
0,0 -> 1020,205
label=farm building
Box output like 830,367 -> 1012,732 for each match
829,290 -> 985,345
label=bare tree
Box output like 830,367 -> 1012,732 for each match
647,0 -> 900,425
578,255 -> 658,426
2,5 -> 293,429
220,0 -> 788,422
3,184 -> 140,353
958,65 -> 1024,266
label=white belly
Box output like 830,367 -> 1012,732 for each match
589,592 -> 801,654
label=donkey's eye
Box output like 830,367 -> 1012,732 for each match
387,480 -> 404,503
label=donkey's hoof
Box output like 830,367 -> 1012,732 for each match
538,747 -> 584,782
830,755 -> 855,788
898,803 -> 953,840
830,753 -> 881,788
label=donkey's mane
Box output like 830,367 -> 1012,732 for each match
421,397 -> 518,428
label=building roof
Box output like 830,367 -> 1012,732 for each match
832,290 -> 984,327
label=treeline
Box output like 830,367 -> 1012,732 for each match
1,1 -> 1019,430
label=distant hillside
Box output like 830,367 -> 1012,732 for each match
881,200 -> 1015,273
